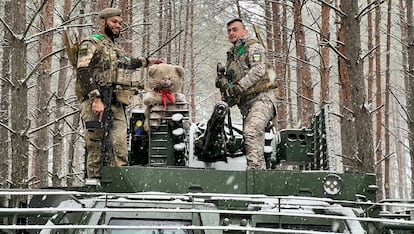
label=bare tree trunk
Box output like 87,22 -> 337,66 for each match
10,0 -> 29,189
173,1 -> 181,64
293,0 -> 314,126
140,0 -> 150,84
53,0 -> 72,187
341,0 -> 375,172
276,4 -> 295,127
8,1 -> 29,219
174,0 -> 183,65
33,0 -> 55,189
265,0 -> 273,52
181,0 -> 190,77
158,0 -> 165,58
374,0 -> 384,199
393,101 -> 405,198
367,0 -> 374,108
384,0 -> 392,199
405,0 -> 414,199
337,0 -> 358,171
271,1 -> 287,129
120,0 -> 133,54
67,2 -> 88,186
189,0 -> 196,122
399,0 -> 408,200
0,1 -> 11,189
166,0 -> 172,63
320,1 -> 330,104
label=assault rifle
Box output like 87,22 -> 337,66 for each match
85,86 -> 114,166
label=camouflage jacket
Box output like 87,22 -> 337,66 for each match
225,34 -> 277,107
225,34 -> 267,93
76,33 -> 147,101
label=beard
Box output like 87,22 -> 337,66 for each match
104,23 -> 120,40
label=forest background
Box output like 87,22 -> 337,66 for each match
0,0 -> 413,203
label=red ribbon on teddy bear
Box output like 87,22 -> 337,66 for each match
156,89 -> 175,107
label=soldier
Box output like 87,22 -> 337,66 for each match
77,7 -> 162,182
216,18 -> 277,169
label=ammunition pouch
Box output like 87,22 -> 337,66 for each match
115,55 -> 133,85
115,85 -> 136,105
85,121 -> 102,129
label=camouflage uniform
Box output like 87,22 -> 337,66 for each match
223,34 -> 277,169
77,33 -> 148,178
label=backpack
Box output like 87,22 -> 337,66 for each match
63,28 -> 102,101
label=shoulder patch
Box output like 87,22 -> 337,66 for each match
251,51 -> 262,62
78,43 -> 89,56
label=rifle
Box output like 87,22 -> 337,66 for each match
85,86 -> 114,166
216,63 -> 239,107
62,27 -> 80,67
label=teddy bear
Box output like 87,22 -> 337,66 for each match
143,63 -> 187,131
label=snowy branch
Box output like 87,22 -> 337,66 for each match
322,40 -> 348,61
0,75 -> 14,87
28,109 -> 80,135
318,0 -> 345,17
360,44 -> 380,62
23,0 -> 48,39
0,121 -> 15,134
27,24 -> 93,43
357,0 -> 386,20
24,47 -> 65,84
0,17 -> 16,39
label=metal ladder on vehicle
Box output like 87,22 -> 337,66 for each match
148,102 -> 189,166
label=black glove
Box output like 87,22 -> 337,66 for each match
225,84 -> 242,107
228,84 -> 242,97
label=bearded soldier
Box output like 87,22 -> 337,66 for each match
77,7 -> 162,182
216,18 -> 277,169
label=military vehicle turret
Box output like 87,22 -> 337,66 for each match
1,102 -> 413,233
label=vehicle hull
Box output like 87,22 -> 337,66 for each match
102,166 -> 377,201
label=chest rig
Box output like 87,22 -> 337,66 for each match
226,38 -> 277,97
90,35 -> 133,86
89,35 -> 136,105
225,38 -> 256,84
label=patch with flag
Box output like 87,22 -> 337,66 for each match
251,51 -> 262,62
79,43 -> 89,56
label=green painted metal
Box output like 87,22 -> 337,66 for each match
102,166 -> 377,201
276,129 -> 314,164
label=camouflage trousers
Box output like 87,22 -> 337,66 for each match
240,97 -> 275,170
81,98 -> 128,178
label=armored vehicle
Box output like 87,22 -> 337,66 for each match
1,102 -> 413,233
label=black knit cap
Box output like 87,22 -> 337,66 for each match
98,8 -> 122,19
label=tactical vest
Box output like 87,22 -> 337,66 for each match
226,38 -> 277,97
76,34 -> 136,105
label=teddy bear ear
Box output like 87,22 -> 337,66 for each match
175,66 -> 185,78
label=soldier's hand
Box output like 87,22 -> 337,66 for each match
224,84 -> 242,107
228,84 -> 242,97
225,95 -> 239,107
148,58 -> 163,65
92,97 -> 105,122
